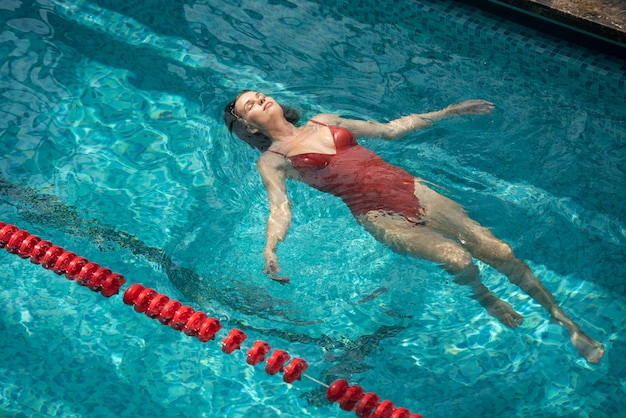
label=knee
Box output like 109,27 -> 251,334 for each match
445,252 -> 479,284
495,241 -> 514,261
447,251 -> 474,271
482,240 -> 516,272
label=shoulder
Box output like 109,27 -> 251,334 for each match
309,113 -> 361,133
257,151 -> 299,180
311,113 -> 366,127
310,113 -> 342,125
257,150 -> 287,169
311,114 -> 380,138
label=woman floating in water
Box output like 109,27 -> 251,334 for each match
224,90 -> 604,364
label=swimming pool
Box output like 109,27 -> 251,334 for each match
1,0 -> 625,416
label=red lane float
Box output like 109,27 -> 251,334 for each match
283,358 -> 309,384
184,312 -> 207,336
159,300 -> 182,325
1,222 -> 423,417
247,341 -> 272,365
122,283 -> 224,342
390,408 -> 413,418
355,393 -> 380,417
327,379 -> 350,402
222,329 -> 247,353
340,385 -> 365,411
373,400 -> 395,418
197,317 -> 222,342
0,222 -> 125,297
121,283 -> 310,384
265,349 -> 290,375
326,379 -> 423,418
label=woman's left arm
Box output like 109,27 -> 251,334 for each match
314,99 -> 494,140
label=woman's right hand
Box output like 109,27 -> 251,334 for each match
264,251 -> 290,284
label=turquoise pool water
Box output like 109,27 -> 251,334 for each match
1,0 -> 625,417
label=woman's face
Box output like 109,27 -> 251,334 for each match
233,91 -> 281,130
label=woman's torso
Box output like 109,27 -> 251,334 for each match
266,120 -> 425,221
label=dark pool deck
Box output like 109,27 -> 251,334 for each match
457,0 -> 626,58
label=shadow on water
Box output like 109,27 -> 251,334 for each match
0,174 -> 410,392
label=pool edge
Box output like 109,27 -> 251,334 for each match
454,0 -> 626,60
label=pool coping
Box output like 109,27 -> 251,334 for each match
455,0 -> 626,59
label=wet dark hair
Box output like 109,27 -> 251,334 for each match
224,90 -> 300,152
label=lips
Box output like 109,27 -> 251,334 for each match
263,101 -> 272,111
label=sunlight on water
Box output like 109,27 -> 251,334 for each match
49,0 -> 314,105
417,145 -> 626,246
0,0 -> 624,417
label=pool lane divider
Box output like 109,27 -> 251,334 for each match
0,222 -> 424,418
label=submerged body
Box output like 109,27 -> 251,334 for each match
269,120 -> 424,221
225,90 -> 605,364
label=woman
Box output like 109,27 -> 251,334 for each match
224,90 -> 604,364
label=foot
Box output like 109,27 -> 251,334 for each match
570,330 -> 605,364
480,296 -> 524,328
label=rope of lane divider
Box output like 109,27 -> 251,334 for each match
0,222 -> 424,418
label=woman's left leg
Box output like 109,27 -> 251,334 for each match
414,180 -> 605,363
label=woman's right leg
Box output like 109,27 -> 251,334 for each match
359,211 -> 523,328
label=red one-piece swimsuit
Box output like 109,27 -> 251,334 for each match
270,120 -> 425,222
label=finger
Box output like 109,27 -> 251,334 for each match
270,274 -> 290,285
264,261 -> 290,284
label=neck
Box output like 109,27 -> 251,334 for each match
260,118 -> 301,143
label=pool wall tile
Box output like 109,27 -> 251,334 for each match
335,0 -> 625,104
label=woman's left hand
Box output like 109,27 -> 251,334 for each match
446,100 -> 494,116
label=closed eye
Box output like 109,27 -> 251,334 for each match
243,92 -> 264,114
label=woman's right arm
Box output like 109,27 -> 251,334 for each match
256,152 -> 293,284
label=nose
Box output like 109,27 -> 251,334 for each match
253,95 -> 268,112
